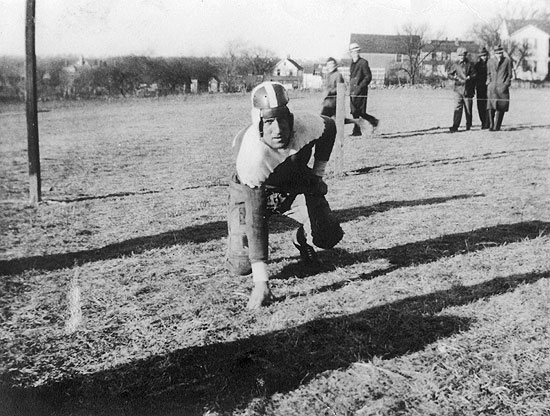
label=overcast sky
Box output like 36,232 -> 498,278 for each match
0,0 -> 544,61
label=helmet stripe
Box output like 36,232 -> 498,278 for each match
264,83 -> 278,108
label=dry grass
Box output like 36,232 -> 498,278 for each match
1,88 -> 550,415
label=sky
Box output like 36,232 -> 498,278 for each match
0,0 -> 545,61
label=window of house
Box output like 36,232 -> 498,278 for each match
533,60 -> 538,72
396,54 -> 403,62
277,69 -> 281,76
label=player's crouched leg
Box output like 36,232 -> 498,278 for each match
227,235 -> 252,275
306,195 -> 344,249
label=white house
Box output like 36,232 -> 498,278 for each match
269,57 -> 303,89
500,19 -> 550,80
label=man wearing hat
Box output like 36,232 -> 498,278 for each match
474,47 -> 490,129
448,47 -> 476,132
487,44 -> 513,131
348,42 -> 380,136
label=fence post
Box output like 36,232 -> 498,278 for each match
334,82 -> 346,176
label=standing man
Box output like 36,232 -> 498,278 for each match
321,57 -> 345,118
348,42 -> 379,136
474,47 -> 490,129
487,44 -> 513,131
448,47 -> 476,132
227,82 -> 344,309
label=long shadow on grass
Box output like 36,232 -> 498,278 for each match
375,123 -> 549,140
3,270 -> 547,416
0,194 -> 481,276
277,220 -> 549,285
346,148 -> 541,175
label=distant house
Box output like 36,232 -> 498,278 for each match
347,33 -> 419,85
500,19 -> 550,80
302,62 -> 324,90
190,79 -> 199,94
208,77 -> 219,93
348,33 -> 480,84
421,39 -> 479,78
269,56 -> 303,89
60,56 -> 96,97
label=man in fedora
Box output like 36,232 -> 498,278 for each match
487,44 -> 513,131
348,42 -> 379,136
474,47 -> 490,129
448,47 -> 476,132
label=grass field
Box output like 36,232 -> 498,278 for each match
1,87 -> 550,416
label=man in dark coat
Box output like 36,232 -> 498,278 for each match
348,42 -> 379,136
474,47 -> 490,129
487,44 -> 513,131
448,47 -> 476,132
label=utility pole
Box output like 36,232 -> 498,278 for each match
26,0 -> 41,203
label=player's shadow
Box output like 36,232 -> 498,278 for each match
0,194 -> 482,276
275,220 -> 549,285
2,270 -> 546,416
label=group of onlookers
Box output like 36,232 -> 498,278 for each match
320,43 -> 514,134
448,44 -> 513,132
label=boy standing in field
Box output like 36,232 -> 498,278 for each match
321,57 -> 344,118
227,82 -> 344,309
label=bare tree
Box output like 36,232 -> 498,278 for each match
220,40 -> 278,91
395,23 -> 446,85
469,17 -> 504,51
508,39 -> 534,79
468,15 -> 537,79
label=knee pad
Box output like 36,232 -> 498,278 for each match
227,200 -> 252,275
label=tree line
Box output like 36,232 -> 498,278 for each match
0,45 -> 279,101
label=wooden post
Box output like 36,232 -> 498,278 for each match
334,82 -> 346,176
25,0 -> 41,203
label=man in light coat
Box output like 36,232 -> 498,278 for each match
448,47 -> 476,132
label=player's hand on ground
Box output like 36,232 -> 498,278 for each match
247,281 -> 274,310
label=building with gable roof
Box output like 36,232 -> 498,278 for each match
348,33 -> 418,85
499,19 -> 550,80
346,33 -> 479,85
269,56 -> 304,89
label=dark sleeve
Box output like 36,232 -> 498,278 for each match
505,59 -> 513,86
314,116 -> 337,162
448,62 -> 457,79
358,60 -> 372,89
